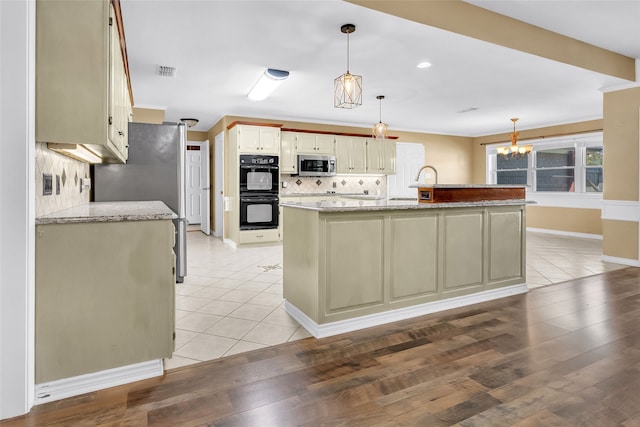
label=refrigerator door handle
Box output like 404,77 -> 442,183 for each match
177,123 -> 187,219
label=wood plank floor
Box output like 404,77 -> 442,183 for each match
5,267 -> 640,426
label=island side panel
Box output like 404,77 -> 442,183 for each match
282,207 -> 320,322
35,219 -> 175,383
487,206 -> 526,288
388,213 -> 439,302
442,209 -> 485,296
322,213 -> 385,316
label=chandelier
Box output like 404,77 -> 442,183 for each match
497,118 -> 532,156
334,24 -> 362,109
372,95 -> 388,138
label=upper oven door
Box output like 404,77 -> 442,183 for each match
240,155 -> 279,193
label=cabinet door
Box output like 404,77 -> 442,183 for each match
335,136 -> 353,174
383,139 -> 396,175
315,134 -> 335,154
351,137 -> 368,174
280,132 -> 297,174
108,6 -> 127,159
366,138 -> 383,173
296,133 -> 317,153
259,127 -> 280,154
237,125 -> 261,153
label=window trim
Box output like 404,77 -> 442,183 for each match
486,131 -> 603,209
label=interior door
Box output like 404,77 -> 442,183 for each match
200,141 -> 211,235
214,132 -> 224,237
186,144 -> 202,224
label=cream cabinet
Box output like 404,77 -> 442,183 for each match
366,138 -> 396,175
296,133 -> 335,154
35,219 -> 175,383
36,0 -> 131,163
335,136 -> 367,174
280,132 -> 297,174
236,125 -> 280,154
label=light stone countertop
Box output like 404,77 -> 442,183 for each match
408,184 -> 528,188
36,201 -> 176,224
280,198 -> 530,212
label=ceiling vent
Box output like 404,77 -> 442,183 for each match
156,65 -> 176,77
456,107 -> 478,113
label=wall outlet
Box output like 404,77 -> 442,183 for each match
332,182 -> 337,188
55,175 -> 61,195
80,177 -> 91,193
43,173 -> 53,195
282,182 -> 288,188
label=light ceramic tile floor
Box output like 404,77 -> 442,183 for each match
164,229 -> 627,369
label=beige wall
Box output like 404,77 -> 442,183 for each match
603,87 -> 640,202
186,130 -> 208,142
603,220 -> 639,260
132,107 -> 165,124
602,86 -> 640,261
526,206 -> 602,235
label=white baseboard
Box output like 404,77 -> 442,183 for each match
527,227 -> 602,240
34,359 -> 164,405
284,283 -> 529,339
601,255 -> 640,267
223,238 -> 237,248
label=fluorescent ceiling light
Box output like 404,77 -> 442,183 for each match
247,68 -> 289,101
417,61 -> 432,69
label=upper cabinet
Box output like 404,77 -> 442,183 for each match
36,0 -> 131,163
367,139 -> 397,175
236,125 -> 280,155
296,133 -> 335,155
280,132 -> 297,174
335,136 -> 367,174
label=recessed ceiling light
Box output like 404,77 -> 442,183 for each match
417,62 -> 432,69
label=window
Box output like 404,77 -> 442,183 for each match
496,152 -> 529,185
486,132 -> 603,195
585,146 -> 603,192
535,147 -> 575,192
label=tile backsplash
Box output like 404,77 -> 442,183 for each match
280,174 -> 387,196
35,142 -> 90,217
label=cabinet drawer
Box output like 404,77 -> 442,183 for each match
239,228 -> 280,244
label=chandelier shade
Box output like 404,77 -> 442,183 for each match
497,118 -> 532,156
334,24 -> 362,109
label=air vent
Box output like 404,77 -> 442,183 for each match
156,65 -> 176,77
457,107 -> 479,114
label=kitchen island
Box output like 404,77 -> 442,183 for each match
35,201 -> 176,403
281,195 -> 528,338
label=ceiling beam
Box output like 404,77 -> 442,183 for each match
345,0 -> 636,82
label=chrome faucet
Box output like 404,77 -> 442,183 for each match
415,165 -> 438,184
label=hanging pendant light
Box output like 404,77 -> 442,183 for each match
497,118 -> 532,156
373,95 -> 388,139
334,24 -> 362,109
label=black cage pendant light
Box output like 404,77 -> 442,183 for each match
334,24 -> 362,109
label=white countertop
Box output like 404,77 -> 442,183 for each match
280,198 -> 530,212
36,201 -> 176,224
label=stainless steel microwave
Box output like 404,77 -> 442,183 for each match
297,154 -> 336,177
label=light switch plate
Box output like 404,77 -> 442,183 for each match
43,173 -> 53,195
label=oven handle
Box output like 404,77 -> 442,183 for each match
240,197 -> 279,203
240,165 -> 279,170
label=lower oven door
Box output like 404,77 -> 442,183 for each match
240,196 -> 279,230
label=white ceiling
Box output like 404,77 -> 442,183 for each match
120,0 -> 640,137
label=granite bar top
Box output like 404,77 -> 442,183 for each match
280,198 -> 530,213
36,201 -> 176,225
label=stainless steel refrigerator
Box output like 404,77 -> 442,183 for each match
93,122 -> 187,282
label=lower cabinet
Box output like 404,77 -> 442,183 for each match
35,219 -> 175,383
238,228 -> 280,244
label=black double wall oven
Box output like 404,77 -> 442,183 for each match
239,154 -> 279,230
